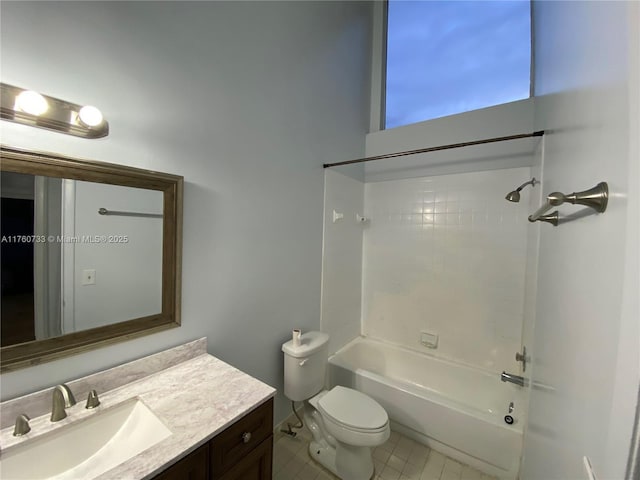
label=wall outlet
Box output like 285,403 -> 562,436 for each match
82,269 -> 96,285
420,331 -> 438,349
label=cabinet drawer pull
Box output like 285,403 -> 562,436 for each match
242,431 -> 252,444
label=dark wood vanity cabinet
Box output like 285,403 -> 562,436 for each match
217,436 -> 272,480
153,443 -> 210,480
210,398 -> 273,479
153,398 -> 273,480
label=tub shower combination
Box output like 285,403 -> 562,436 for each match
329,337 -> 524,479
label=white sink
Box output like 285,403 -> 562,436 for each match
0,398 -> 172,480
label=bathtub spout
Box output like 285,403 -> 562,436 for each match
501,371 -> 528,387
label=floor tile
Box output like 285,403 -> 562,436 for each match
407,445 -> 430,468
272,424 -> 498,480
401,461 -> 423,480
374,446 -> 393,464
379,439 -> 396,453
297,461 -> 321,479
280,456 -> 307,478
387,453 -> 407,473
393,437 -> 416,460
460,466 -> 483,480
420,471 -> 441,480
388,431 -> 401,445
441,472 -> 462,480
443,458 -> 463,476
380,465 -> 402,480
317,471 -> 337,480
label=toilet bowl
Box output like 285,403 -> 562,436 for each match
282,331 -> 390,480
313,386 -> 389,447
306,387 -> 390,479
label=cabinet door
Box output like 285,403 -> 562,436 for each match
153,443 -> 209,480
210,398 -> 273,477
219,436 -> 273,480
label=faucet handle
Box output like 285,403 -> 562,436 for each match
13,413 -> 31,436
85,390 -> 101,409
515,346 -> 529,372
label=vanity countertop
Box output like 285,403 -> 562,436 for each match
0,349 -> 276,479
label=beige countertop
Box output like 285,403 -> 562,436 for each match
0,348 -> 276,479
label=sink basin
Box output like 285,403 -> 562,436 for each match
0,398 -> 171,479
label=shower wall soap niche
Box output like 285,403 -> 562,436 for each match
420,331 -> 438,349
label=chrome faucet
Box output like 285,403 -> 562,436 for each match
13,413 -> 31,436
501,371 -> 528,387
51,384 -> 77,422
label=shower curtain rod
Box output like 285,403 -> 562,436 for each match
323,130 -> 545,169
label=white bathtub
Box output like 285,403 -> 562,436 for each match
328,337 -> 524,479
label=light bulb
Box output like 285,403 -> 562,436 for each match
16,90 -> 48,116
78,105 -> 103,127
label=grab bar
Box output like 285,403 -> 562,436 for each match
528,182 -> 608,226
528,199 -> 557,223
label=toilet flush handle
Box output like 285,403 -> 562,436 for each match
299,359 -> 308,366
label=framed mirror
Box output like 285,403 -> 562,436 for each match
0,146 -> 183,372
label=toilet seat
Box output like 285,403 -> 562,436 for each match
318,386 -> 389,432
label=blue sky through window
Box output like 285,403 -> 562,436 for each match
385,0 -> 531,129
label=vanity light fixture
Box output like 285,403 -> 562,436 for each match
0,83 -> 109,139
78,105 -> 104,127
15,90 -> 49,116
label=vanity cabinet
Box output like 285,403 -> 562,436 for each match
153,443 -> 210,480
153,398 -> 273,480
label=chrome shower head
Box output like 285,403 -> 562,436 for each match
505,178 -> 537,203
505,190 -> 521,202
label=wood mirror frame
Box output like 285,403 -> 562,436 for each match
0,146 -> 183,372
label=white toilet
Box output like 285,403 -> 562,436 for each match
282,331 -> 390,480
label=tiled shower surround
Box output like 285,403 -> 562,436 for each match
362,167 -> 531,373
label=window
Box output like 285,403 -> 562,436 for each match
385,0 -> 531,129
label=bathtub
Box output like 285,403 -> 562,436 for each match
328,336 -> 524,479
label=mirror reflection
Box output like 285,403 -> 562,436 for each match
1,172 -> 163,347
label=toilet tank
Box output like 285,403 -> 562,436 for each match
282,331 -> 329,402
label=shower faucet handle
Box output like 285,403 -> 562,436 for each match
515,346 -> 529,372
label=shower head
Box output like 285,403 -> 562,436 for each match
505,178 -> 538,203
505,190 -> 521,202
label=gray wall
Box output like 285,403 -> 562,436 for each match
522,1 -> 639,478
0,1 -> 373,425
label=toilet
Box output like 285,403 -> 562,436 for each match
282,331 -> 390,480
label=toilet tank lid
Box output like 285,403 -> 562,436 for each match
282,331 -> 329,358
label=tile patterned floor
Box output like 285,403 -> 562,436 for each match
273,425 -> 498,480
